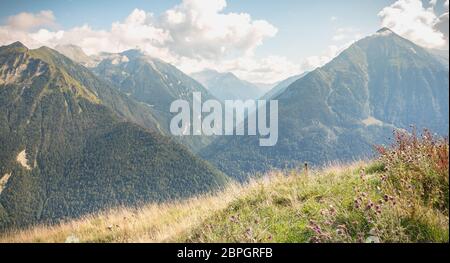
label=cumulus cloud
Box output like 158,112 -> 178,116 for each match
1,0 -> 277,61
378,0 -> 449,49
6,10 -> 57,31
12,10 -> 172,58
159,0 -> 277,60
0,10 -> 60,48
0,0 -> 287,82
2,0 -> 450,84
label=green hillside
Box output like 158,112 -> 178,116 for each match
1,130 -> 447,243
0,42 -> 228,231
202,28 -> 449,181
187,131 -> 449,243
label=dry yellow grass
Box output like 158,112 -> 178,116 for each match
0,162 -> 361,243
0,180 -> 262,243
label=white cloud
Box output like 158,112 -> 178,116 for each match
300,27 -> 362,71
378,0 -> 449,49
332,27 -> 362,42
0,0 -> 286,82
174,54 -> 301,84
159,0 -> 277,59
429,0 -> 438,8
1,0 -> 449,84
22,10 -> 172,58
301,45 -> 341,71
222,55 -> 301,83
0,0 -> 277,60
0,10 -> 60,49
6,10 -> 56,31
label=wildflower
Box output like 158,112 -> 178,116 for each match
310,236 -> 320,243
315,227 -> 322,235
375,205 -> 382,214
354,199 -> 361,209
329,205 -> 336,215
366,201 -> 374,211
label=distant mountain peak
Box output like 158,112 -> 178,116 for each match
203,25 -> 449,181
121,49 -> 146,59
191,69 -> 264,101
376,27 -> 393,33
374,27 -> 397,37
0,41 -> 28,54
54,44 -> 95,67
224,71 -> 239,79
8,41 -> 27,48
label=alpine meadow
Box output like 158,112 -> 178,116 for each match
0,0 -> 448,247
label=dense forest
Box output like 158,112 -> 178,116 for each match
0,42 -> 227,230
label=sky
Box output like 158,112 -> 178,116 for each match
0,0 -> 448,83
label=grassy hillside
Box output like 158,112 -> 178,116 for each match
1,130 -> 448,243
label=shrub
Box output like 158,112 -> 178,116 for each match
376,129 -> 449,211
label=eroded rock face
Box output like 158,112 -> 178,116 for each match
0,52 -> 47,85
0,173 -> 11,195
16,150 -> 31,170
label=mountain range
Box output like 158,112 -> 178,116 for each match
202,28 -> 449,181
0,27 -> 448,230
92,50 -> 218,151
0,42 -> 227,230
191,69 -> 265,101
